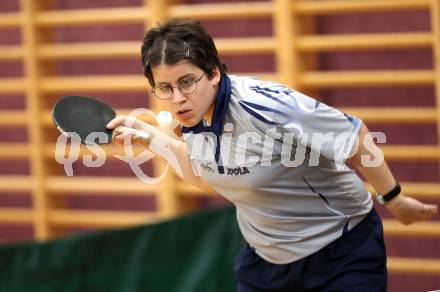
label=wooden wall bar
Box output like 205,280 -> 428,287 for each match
0,0 -> 438,279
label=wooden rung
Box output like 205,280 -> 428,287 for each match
169,2 -> 273,19
181,182 -> 440,200
297,33 -> 433,52
116,109 -> 156,123
236,72 -> 279,82
38,42 -> 139,60
0,143 -> 29,158
185,181 -> 440,199
341,107 -> 437,124
366,182 -> 440,199
177,181 -> 213,197
48,209 -> 160,228
383,220 -> 440,237
47,176 -> 159,195
37,37 -> 275,60
0,45 -> 24,60
40,75 -> 147,92
0,208 -> 33,224
36,7 -> 147,26
0,176 -> 32,192
216,37 -> 276,54
382,145 -> 440,160
388,257 -> 440,274
0,110 -> 28,126
295,0 -> 430,15
300,70 -> 434,88
40,73 -> 277,92
46,141 -> 155,159
0,12 -> 21,28
399,182 -> 440,199
0,78 -> 25,93
43,108 -> 155,126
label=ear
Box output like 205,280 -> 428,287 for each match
209,66 -> 222,86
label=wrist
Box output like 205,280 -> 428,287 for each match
375,182 -> 401,205
384,193 -> 405,209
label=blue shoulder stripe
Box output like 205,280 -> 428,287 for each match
240,100 -> 289,118
239,101 -> 278,125
343,113 -> 360,127
249,87 -> 292,110
250,85 -> 281,94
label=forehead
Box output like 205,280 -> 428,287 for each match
152,60 -> 200,83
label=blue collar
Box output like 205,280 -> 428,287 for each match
181,74 -> 231,174
181,74 -> 231,136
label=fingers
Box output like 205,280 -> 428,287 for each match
389,196 -> 437,225
432,204 -> 438,214
407,202 -> 439,223
419,203 -> 438,220
112,125 -> 151,145
112,125 -> 125,140
106,115 -> 127,129
107,115 -> 145,130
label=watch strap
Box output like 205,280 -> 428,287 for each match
376,183 -> 401,204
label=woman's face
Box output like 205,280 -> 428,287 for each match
151,60 -> 221,127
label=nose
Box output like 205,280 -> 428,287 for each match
172,89 -> 187,105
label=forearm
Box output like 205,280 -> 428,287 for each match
347,122 -> 437,224
108,116 -> 214,193
347,123 -> 396,194
167,138 -> 215,193
144,124 -> 215,193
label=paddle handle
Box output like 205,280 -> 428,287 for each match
133,131 -> 151,143
113,126 -> 151,144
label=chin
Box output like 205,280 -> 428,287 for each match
180,118 -> 201,128
181,121 -> 198,127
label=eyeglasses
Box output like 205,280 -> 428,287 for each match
152,72 -> 205,100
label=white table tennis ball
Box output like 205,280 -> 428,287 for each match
156,111 -> 173,128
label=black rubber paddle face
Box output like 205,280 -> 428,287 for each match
52,95 -> 116,145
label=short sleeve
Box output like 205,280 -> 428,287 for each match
238,81 -> 362,162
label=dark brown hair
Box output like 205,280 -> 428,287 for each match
141,18 -> 227,87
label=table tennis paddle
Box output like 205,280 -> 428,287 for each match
52,95 -> 150,145
52,95 -> 184,177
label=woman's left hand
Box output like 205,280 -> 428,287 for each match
385,195 -> 438,225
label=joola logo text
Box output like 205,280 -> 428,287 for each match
227,167 -> 250,175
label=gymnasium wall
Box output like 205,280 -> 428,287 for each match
0,0 -> 439,291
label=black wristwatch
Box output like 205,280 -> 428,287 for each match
376,183 -> 401,205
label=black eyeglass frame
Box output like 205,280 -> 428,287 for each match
152,72 -> 206,100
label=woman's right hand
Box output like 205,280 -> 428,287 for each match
106,115 -> 154,145
107,114 -> 185,178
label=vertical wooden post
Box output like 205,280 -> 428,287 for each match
147,0 -> 168,26
273,0 -> 299,89
298,15 -> 320,99
144,0 -> 181,218
20,0 -> 50,240
430,0 -> 440,177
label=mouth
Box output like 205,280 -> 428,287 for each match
176,109 -> 192,117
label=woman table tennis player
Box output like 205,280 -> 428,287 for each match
106,18 -> 437,292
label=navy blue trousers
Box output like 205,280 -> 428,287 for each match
234,208 -> 387,292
